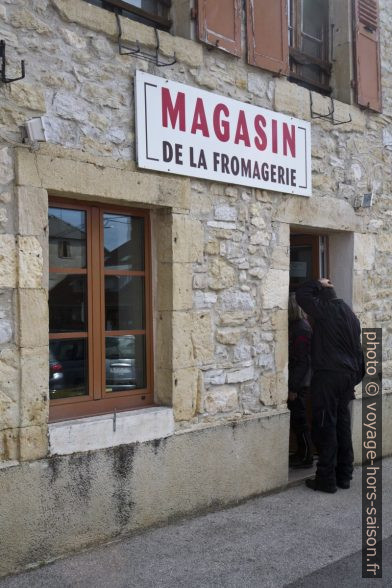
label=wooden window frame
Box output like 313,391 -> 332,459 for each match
49,198 -> 154,422
84,0 -> 172,31
288,0 -> 332,95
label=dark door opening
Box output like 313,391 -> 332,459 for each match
288,232 -> 329,477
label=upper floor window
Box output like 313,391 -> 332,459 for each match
198,0 -> 381,112
288,0 -> 331,94
85,0 -> 171,31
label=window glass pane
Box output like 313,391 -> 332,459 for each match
290,245 -> 313,288
104,214 -> 144,271
105,335 -> 146,391
83,0 -> 169,29
49,208 -> 86,269
299,64 -> 323,83
122,0 -> 159,13
105,276 -> 145,331
49,274 -> 87,333
302,37 -> 322,59
302,0 -> 326,40
49,339 -> 88,399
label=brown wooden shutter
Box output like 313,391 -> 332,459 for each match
246,0 -> 289,74
354,0 -> 382,112
197,0 -> 241,57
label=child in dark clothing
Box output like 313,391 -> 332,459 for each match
288,293 -> 313,468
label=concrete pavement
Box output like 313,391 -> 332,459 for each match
1,458 -> 391,587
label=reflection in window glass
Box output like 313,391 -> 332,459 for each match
104,214 -> 144,270
86,0 -> 159,13
85,0 -> 168,30
122,0 -> 159,12
49,339 -> 88,399
105,276 -> 145,331
49,274 -> 87,333
301,63 -> 322,83
49,201 -> 151,418
49,208 -> 86,269
302,0 -> 325,40
58,240 -> 72,258
105,335 -> 146,391
302,37 -> 322,59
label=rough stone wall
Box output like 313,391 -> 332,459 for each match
0,0 -> 391,461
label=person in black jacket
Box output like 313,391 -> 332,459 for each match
296,278 -> 363,493
288,294 -> 313,468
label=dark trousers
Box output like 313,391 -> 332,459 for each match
288,388 -> 312,459
311,370 -> 355,485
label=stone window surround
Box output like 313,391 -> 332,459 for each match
14,144 -> 204,459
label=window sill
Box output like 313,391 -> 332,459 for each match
48,406 -> 174,456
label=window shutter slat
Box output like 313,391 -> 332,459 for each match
246,0 -> 289,75
354,0 -> 382,112
358,0 -> 378,30
197,0 -> 241,57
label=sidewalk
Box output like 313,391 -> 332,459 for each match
1,458 -> 391,588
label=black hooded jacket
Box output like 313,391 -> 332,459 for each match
296,280 -> 363,381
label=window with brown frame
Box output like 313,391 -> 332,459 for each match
288,0 -> 331,94
201,0 -> 381,109
48,199 -> 153,422
84,0 -> 172,31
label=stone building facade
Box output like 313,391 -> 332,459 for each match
0,0 -> 391,576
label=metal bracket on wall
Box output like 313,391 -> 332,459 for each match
115,13 -> 176,67
1,40 -> 25,83
309,92 -> 352,126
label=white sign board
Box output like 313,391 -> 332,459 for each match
135,71 -> 312,197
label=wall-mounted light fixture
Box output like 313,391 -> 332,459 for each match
354,193 -> 373,210
22,117 -> 47,144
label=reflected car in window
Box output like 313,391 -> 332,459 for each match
49,340 -> 88,399
105,336 -> 137,391
49,349 -> 64,394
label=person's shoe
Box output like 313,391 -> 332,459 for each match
337,479 -> 351,489
305,478 -> 337,493
289,454 -> 314,469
